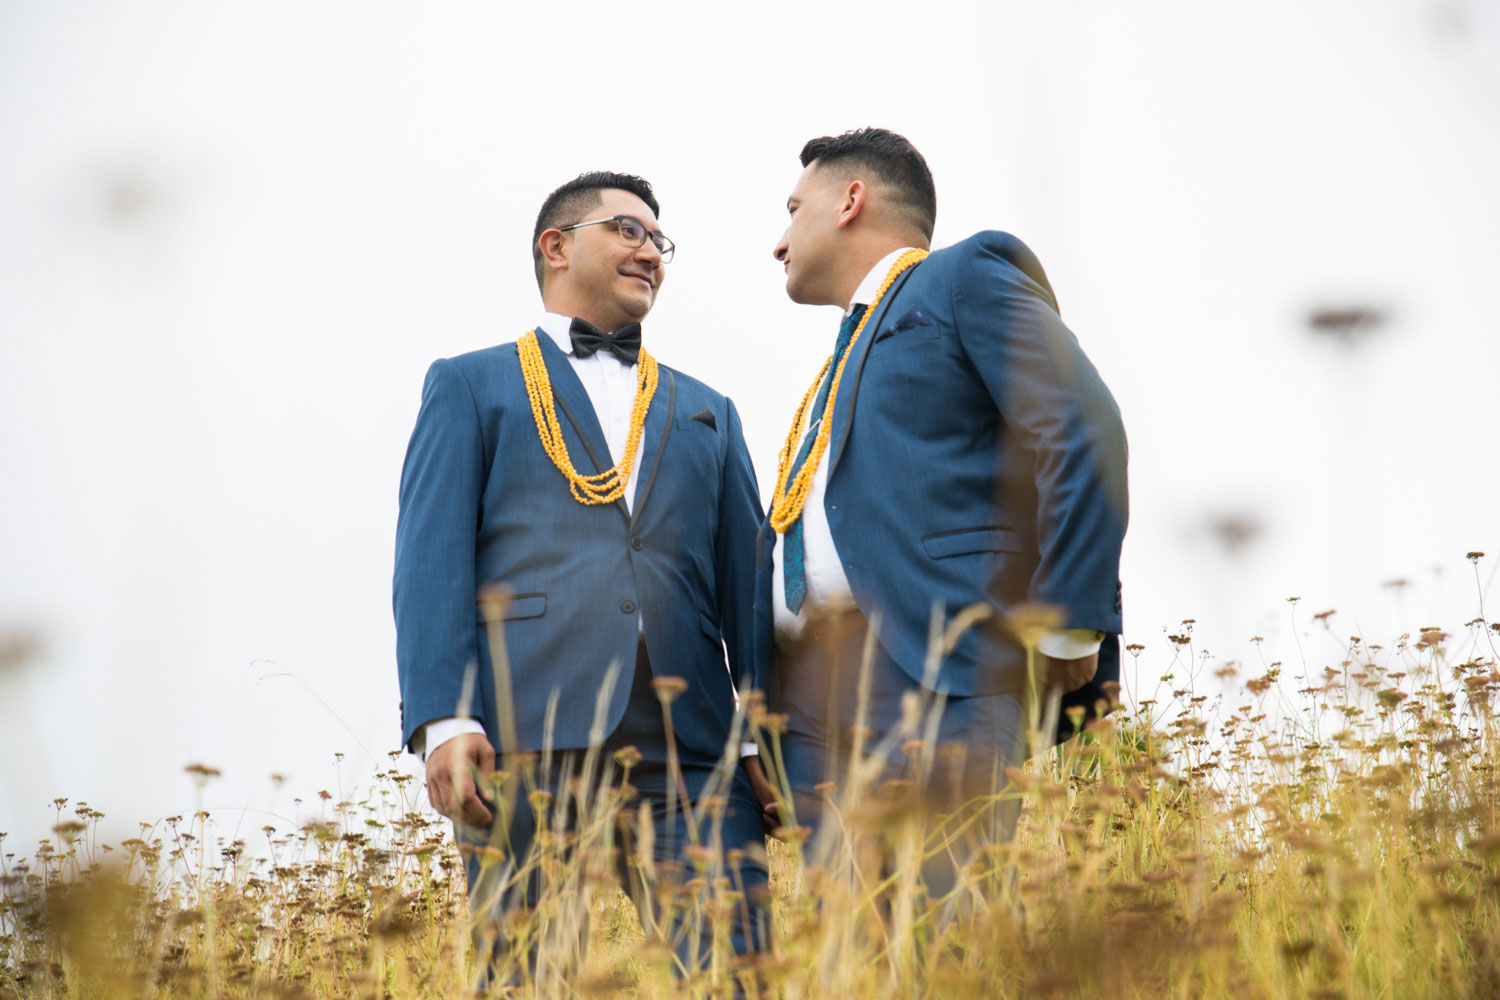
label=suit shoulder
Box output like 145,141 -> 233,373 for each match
937,231 -> 1055,305
937,230 -> 1037,265
656,361 -> 729,410
907,232 -> 1031,287
424,341 -> 521,393
441,341 -> 520,372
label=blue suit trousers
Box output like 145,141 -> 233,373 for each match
459,643 -> 770,978
772,612 -> 1024,898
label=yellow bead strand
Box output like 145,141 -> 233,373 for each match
768,248 -> 928,533
516,329 -> 658,505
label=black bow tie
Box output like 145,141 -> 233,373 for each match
568,318 -> 642,364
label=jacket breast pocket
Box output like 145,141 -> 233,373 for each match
872,307 -> 939,345
921,527 -> 1022,559
670,417 -> 720,477
675,415 -> 718,435
475,592 -> 547,623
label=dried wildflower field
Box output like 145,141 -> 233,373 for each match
5,583 -> 1500,998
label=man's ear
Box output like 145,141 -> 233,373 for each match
537,229 -> 570,276
836,179 -> 867,230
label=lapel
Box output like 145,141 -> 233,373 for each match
628,367 -> 675,532
533,332 -> 630,522
826,265 -> 920,477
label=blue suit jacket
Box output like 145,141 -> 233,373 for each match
757,232 -> 1128,718
394,332 -> 765,759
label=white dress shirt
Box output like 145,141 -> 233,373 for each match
770,249 -> 1102,662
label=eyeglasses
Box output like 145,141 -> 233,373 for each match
557,215 -> 675,262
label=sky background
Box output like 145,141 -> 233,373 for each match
3,0 -> 1498,852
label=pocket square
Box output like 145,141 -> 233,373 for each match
688,407 -> 717,431
887,308 -> 932,335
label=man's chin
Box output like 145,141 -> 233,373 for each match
785,278 -> 817,306
613,291 -> 653,323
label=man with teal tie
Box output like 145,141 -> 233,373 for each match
758,128 -> 1129,859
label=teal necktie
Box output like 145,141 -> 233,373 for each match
783,304 -> 868,614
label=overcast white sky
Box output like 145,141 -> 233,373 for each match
3,0 -> 1498,851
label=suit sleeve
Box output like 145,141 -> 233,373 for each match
714,397 -> 769,697
951,235 -> 1128,634
393,358 -> 487,750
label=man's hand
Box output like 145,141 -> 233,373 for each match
1046,650 -> 1099,694
425,731 -> 497,827
741,754 -> 782,832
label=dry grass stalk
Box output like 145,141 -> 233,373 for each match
5,598 -> 1500,997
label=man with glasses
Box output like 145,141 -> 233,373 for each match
394,171 -> 773,980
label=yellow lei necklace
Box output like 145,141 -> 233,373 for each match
516,328 -> 658,505
769,248 -> 928,533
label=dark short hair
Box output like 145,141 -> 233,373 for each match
532,171 -> 660,290
799,128 -> 936,241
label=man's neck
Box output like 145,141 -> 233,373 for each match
835,235 -> 925,309
542,300 -> 636,333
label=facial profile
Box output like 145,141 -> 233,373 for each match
774,128 -> 938,309
773,161 -> 847,308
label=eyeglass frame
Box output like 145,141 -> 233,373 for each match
556,215 -> 675,262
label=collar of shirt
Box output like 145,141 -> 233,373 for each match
847,246 -> 920,315
537,311 -> 579,356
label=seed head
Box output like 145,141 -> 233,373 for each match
612,746 -> 643,769
476,584 -> 513,624
650,675 -> 689,704
184,763 -> 222,783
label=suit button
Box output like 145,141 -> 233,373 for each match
630,536 -> 644,550
620,599 -> 636,614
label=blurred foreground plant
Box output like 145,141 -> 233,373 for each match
5,591 -> 1500,997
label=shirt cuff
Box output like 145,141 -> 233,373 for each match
414,716 -> 486,762
739,742 -> 759,758
1035,628 -> 1104,660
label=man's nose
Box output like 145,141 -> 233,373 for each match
773,234 -> 789,262
632,238 -> 662,265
